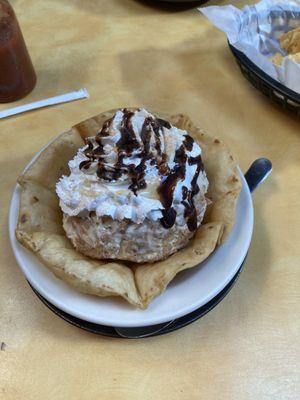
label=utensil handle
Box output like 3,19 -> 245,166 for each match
245,158 -> 272,193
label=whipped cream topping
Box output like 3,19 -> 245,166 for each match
56,109 -> 208,230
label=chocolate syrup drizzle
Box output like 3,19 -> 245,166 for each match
79,109 -> 204,231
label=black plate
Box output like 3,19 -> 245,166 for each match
228,43 -> 300,116
28,256 -> 246,338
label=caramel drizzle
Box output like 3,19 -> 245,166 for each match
79,109 -> 204,231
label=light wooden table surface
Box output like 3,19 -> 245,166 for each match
1,1 -> 299,399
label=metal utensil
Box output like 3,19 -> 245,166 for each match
114,158 -> 273,339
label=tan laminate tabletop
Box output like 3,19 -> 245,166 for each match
1,1 -> 299,399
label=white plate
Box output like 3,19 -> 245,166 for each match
9,145 -> 253,328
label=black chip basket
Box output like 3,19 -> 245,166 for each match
228,42 -> 300,117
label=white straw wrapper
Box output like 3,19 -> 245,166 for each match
0,88 -> 89,119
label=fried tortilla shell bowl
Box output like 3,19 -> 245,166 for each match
12,109 -> 244,323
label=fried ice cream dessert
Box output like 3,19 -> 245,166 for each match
56,109 -> 209,263
16,108 -> 241,308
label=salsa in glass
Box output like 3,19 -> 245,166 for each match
0,0 -> 36,102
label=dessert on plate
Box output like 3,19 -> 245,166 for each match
57,109 -> 209,263
15,108 -> 241,308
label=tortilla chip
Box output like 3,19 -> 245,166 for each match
279,27 -> 300,55
16,109 -> 242,309
288,52 -> 300,63
271,52 -> 284,66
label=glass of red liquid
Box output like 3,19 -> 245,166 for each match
0,0 -> 36,103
